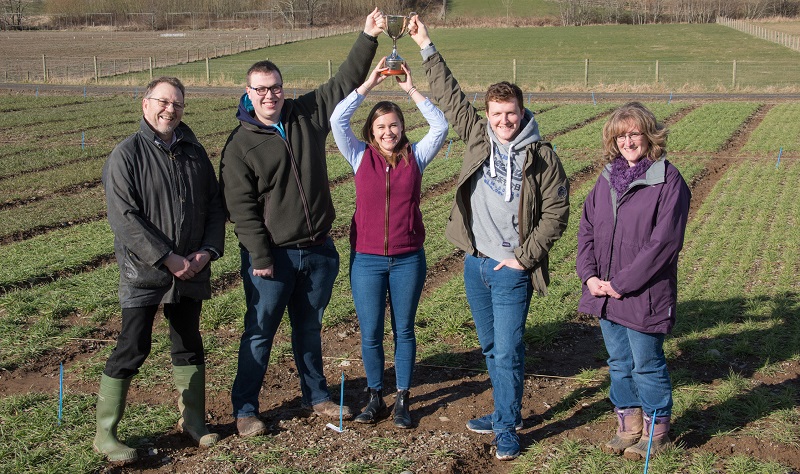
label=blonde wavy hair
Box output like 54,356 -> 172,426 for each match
601,102 -> 668,162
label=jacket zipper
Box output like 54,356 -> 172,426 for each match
384,164 -> 390,256
285,138 -> 315,239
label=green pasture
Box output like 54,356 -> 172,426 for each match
102,23 -> 800,91
1,92 -> 800,473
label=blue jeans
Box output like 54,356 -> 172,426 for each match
350,249 -> 426,391
600,318 -> 673,417
231,239 -> 339,418
463,255 -> 532,433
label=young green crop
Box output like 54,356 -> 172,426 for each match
743,102 -> 800,153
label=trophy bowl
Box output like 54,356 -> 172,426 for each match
380,12 -> 416,75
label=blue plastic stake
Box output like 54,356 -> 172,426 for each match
445,139 -> 452,159
36,87 -> 38,98
668,92 -> 673,104
643,409 -> 657,474
134,87 -> 137,99
58,363 -> 64,426
776,147 -> 783,169
83,86 -> 86,98
553,144 -> 557,151
591,91 -> 596,106
528,93 -> 532,105
82,132 -> 85,151
472,92 -> 478,104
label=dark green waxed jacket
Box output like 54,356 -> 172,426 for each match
103,119 -> 225,308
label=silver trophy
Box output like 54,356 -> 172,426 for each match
380,12 -> 416,75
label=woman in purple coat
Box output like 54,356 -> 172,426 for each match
576,102 -> 690,459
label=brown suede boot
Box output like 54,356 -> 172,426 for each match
623,414 -> 671,460
603,407 -> 643,455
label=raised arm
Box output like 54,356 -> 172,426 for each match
399,62 -> 448,172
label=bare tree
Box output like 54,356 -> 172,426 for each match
500,0 -> 513,26
2,0 -> 27,28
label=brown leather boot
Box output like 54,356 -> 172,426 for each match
623,414 -> 672,460
603,407 -> 643,454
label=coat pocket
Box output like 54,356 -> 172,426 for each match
122,249 -> 173,289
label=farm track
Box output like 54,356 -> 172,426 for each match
5,83 -> 800,102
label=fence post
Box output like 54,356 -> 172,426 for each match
655,60 -> 659,84
94,56 -> 98,83
206,57 -> 210,84
732,60 -> 737,89
42,54 -> 47,82
512,59 -> 516,84
328,59 -> 332,80
584,59 -> 589,88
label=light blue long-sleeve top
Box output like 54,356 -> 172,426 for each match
330,90 -> 449,174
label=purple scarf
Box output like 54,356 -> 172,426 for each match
610,156 -> 653,197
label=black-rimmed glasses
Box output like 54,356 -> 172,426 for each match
146,97 -> 185,110
249,84 -> 283,96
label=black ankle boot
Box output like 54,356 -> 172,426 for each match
393,390 -> 412,429
354,388 -> 386,424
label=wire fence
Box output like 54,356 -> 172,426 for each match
2,31 -> 799,91
717,16 -> 800,53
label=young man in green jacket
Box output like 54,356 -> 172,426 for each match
220,10 -> 384,437
409,16 -> 570,460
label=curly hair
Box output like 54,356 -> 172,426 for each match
602,102 -> 668,162
485,81 -> 524,112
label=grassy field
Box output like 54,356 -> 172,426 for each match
0,91 -> 799,472
3,23 -> 795,91
1,22 -> 800,474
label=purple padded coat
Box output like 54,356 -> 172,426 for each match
576,157 -> 691,334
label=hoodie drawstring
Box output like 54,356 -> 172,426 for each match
487,132 -> 514,202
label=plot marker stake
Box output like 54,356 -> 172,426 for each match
776,147 -> 783,168
591,91 -> 596,106
325,371 -> 345,433
445,139 -> 452,160
643,409 -> 657,474
668,92 -> 673,104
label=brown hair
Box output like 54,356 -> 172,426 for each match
485,81 -> 523,112
247,60 -> 283,84
361,101 -> 410,168
144,76 -> 185,100
602,102 -> 668,162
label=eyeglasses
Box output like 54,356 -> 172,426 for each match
146,97 -> 185,111
616,132 -> 644,143
249,84 -> 283,96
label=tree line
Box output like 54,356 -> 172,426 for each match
555,0 -> 800,26
2,0 -> 798,30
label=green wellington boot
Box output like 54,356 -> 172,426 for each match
173,364 -> 220,447
93,374 -> 138,464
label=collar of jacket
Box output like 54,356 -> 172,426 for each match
137,117 -> 198,150
602,154 -> 667,189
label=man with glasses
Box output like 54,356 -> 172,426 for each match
96,76 -> 225,464
220,9 -> 384,437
